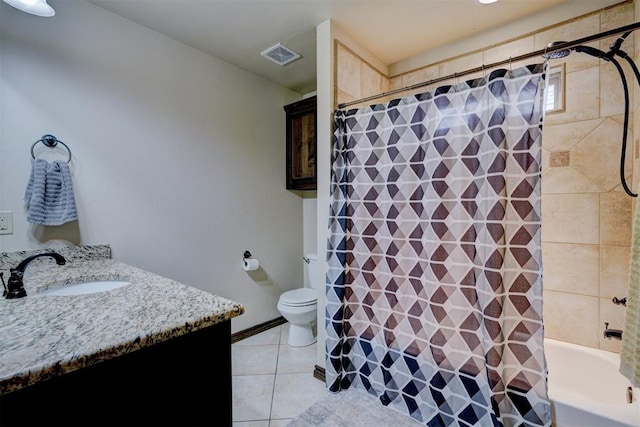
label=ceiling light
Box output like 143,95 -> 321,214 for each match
261,43 -> 301,66
478,0 -> 498,4
2,0 -> 55,17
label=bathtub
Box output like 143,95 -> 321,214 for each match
545,338 -> 640,427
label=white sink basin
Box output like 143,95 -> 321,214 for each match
40,280 -> 131,296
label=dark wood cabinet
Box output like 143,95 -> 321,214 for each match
285,96 -> 317,191
0,321 -> 232,426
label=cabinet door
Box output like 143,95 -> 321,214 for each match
285,97 -> 317,190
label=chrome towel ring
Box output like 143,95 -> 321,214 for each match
30,134 -> 72,163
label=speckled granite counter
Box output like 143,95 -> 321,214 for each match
0,244 -> 244,397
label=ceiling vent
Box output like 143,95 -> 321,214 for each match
261,43 -> 301,66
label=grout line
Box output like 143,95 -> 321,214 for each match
268,325 -> 283,423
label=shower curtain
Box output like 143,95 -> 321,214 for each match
326,64 -> 551,426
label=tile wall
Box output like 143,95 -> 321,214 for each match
335,2 -> 636,352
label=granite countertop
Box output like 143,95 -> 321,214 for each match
0,250 -> 244,396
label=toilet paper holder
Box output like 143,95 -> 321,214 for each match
243,250 -> 252,267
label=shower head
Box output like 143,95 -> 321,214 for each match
542,41 -> 571,59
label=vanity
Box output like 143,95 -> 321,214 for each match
0,245 -> 244,426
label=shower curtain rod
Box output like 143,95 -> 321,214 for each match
338,21 -> 640,109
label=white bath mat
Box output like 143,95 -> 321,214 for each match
286,388 -> 424,426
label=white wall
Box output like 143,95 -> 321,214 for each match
314,19 -> 334,370
0,0 -> 304,332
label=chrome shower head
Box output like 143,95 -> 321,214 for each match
542,41 -> 572,59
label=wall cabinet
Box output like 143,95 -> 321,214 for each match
285,96 -> 317,191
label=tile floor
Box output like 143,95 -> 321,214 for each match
232,323 -> 329,426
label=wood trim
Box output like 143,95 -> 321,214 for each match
231,316 -> 287,344
313,365 -> 326,383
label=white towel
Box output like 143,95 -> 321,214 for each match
24,158 -> 78,226
620,184 -> 640,387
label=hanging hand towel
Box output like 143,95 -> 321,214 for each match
24,158 -> 78,226
621,185 -> 640,387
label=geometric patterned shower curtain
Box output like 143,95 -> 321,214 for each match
326,64 -> 551,427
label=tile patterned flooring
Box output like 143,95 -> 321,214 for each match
232,323 -> 329,426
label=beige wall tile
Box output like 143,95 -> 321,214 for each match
336,89 -> 357,107
402,64 -> 439,87
541,193 -> 599,244
541,167 -> 600,195
543,290 -> 599,348
602,1 -> 634,30
608,113 -> 632,129
542,242 -> 599,296
337,45 -> 362,100
600,191 -> 632,246
439,52 -> 483,79
361,63 -> 388,99
599,297 -> 625,352
544,67 -> 600,126
572,118 -> 630,192
541,148 -> 550,172
483,37 -> 534,65
535,15 -> 600,50
600,245 -> 631,299
542,118 -> 604,152
601,59 -> 635,118
549,151 -> 570,167
389,76 -> 403,91
600,1 -> 634,53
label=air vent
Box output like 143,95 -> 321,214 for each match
261,43 -> 301,66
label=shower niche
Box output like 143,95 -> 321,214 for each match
284,96 -> 317,191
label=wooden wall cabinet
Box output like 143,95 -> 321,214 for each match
285,96 -> 317,191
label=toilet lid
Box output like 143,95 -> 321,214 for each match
280,288 -> 317,306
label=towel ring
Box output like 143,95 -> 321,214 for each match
30,134 -> 72,163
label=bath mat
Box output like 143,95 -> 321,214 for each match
286,388 -> 424,427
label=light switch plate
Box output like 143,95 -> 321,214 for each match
0,211 -> 13,235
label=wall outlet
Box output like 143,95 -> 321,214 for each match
0,211 -> 13,235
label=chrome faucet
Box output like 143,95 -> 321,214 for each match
603,322 -> 623,340
4,252 -> 66,299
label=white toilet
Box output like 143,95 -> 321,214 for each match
277,253 -> 318,347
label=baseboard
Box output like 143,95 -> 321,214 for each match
231,316 -> 287,344
313,365 -> 326,382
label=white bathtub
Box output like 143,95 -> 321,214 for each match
545,338 -> 640,427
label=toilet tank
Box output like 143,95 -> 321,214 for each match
305,253 -> 318,289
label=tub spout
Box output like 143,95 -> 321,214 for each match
603,322 -> 623,340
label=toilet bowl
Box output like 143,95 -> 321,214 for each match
277,254 -> 318,347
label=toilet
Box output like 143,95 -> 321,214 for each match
277,253 -> 318,347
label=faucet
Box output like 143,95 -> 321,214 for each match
4,252 -> 66,299
603,322 -> 623,340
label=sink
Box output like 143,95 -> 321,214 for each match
39,280 -> 131,296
